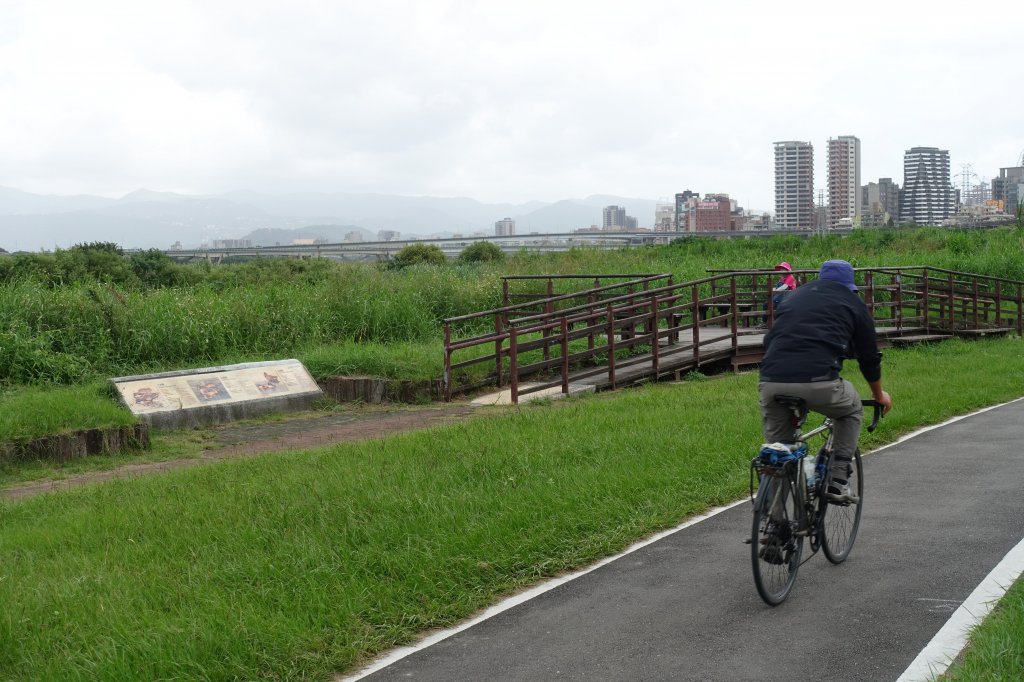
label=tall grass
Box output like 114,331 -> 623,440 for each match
0,382 -> 138,442
0,337 -> 1022,680
1,226 -> 1023,388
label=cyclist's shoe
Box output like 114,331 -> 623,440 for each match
825,480 -> 859,504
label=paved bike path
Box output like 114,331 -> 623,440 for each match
352,398 -> 1024,681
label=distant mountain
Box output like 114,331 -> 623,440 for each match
0,186 -> 662,251
0,186 -> 116,214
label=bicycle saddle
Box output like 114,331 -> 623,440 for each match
773,394 -> 806,409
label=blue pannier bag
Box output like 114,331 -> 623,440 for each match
758,442 -> 806,466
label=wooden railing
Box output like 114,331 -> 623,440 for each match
442,267 -> 1024,403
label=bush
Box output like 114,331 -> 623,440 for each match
390,243 -> 447,268
458,241 -> 505,264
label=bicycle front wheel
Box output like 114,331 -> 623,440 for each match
820,448 -> 864,564
751,473 -> 803,605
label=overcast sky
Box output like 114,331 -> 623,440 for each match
1,0 -> 1022,211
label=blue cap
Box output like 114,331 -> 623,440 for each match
819,260 -> 857,291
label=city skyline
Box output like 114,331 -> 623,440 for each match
0,1 -> 1021,215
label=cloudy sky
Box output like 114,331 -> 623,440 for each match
1,0 -> 1022,211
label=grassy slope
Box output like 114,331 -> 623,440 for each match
0,338 -> 1022,680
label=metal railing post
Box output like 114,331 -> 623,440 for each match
995,281 -> 1002,327
948,273 -> 955,329
542,279 -> 554,363
972,278 -> 980,329
607,304 -> 617,389
730,277 -> 739,353
509,325 -> 519,405
923,269 -> 930,332
561,318 -> 570,394
1017,285 -> 1023,335
494,315 -> 504,388
443,322 -> 452,402
692,286 -> 701,365
895,271 -> 904,333
651,294 -> 660,380
864,271 -> 875,322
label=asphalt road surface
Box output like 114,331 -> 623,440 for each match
356,399 -> 1024,682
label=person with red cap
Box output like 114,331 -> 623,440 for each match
758,259 -> 893,503
771,261 -> 797,308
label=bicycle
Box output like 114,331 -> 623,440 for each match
749,397 -> 883,606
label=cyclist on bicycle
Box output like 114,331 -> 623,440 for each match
757,259 -> 893,503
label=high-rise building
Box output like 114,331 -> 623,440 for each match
674,190 -> 698,231
602,205 -> 625,229
899,147 -> 956,225
992,166 -> 1024,214
654,203 -> 675,231
827,136 -> 861,229
602,205 -> 630,230
860,178 -> 900,227
694,194 -> 732,232
774,141 -> 815,230
494,217 -> 516,236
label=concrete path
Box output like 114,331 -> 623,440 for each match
350,399 -> 1024,682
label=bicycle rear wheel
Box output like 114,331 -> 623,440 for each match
751,473 -> 803,605
820,448 -> 864,564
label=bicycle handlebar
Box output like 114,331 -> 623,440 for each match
862,399 -> 883,433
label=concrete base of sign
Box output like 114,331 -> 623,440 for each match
111,360 -> 324,430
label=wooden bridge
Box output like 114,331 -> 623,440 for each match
442,267 -> 1023,404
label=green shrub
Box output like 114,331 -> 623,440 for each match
390,243 -> 447,268
458,241 -> 505,264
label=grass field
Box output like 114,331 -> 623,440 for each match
1,337 -> 1022,680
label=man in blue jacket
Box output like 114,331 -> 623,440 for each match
758,259 -> 893,502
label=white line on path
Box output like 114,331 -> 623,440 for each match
341,396 -> 1024,682
895,536 -> 1024,682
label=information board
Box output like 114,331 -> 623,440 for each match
111,359 -> 322,425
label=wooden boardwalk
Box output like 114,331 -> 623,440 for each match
500,325 -> 960,403
446,267 -> 1024,405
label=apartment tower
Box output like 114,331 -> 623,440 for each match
860,178 -> 900,227
827,136 -> 861,228
774,141 -> 815,230
494,217 -> 516,237
899,147 -> 955,225
602,205 -> 627,230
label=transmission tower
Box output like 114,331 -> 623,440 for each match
956,164 -> 973,206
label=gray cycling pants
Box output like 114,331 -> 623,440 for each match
758,378 -> 863,466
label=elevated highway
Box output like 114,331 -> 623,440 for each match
163,228 -> 852,263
